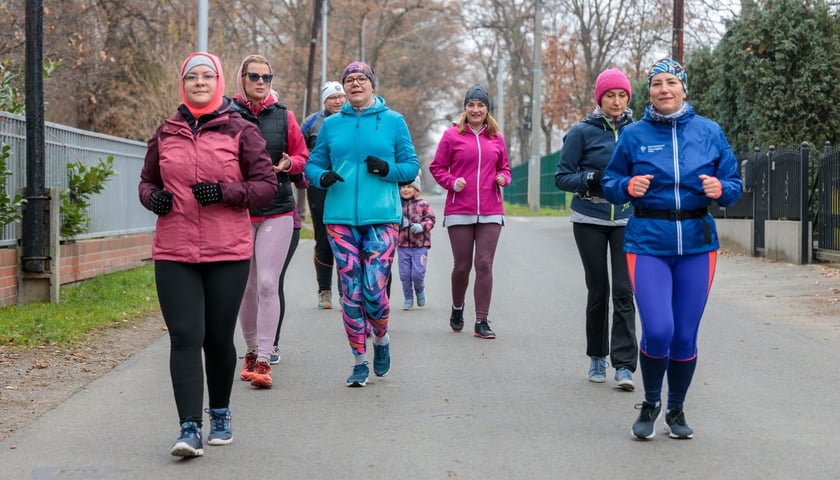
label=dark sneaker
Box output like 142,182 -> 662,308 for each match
239,352 -> 257,381
205,407 -> 233,446
631,402 -> 662,440
346,362 -> 369,387
373,343 -> 391,377
250,361 -> 272,389
170,421 -> 204,457
665,409 -> 694,439
614,367 -> 635,391
588,356 -> 607,383
450,307 -> 464,332
474,320 -> 496,339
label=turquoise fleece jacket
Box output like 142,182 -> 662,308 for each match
305,96 -> 419,226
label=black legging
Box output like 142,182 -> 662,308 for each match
274,228 -> 300,346
307,187 -> 335,293
572,222 -> 637,370
155,259 -> 250,424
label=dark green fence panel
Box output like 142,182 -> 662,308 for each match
506,152 -> 566,209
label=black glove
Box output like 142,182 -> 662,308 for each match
149,189 -> 173,216
586,171 -> 603,189
320,171 -> 345,188
190,182 -> 223,206
365,156 -> 389,177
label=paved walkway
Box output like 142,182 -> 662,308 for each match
2,195 -> 839,479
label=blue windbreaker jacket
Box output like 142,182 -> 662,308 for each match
304,96 -> 419,226
602,103 -> 742,256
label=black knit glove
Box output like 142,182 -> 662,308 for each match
365,156 -> 389,177
586,171 -> 603,189
149,189 -> 173,216
320,171 -> 345,188
190,182 -> 223,206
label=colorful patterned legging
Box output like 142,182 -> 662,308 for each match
327,223 -> 398,355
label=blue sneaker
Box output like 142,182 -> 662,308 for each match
614,368 -> 635,391
588,356 -> 607,383
402,299 -> 413,310
346,362 -> 369,387
170,421 -> 203,457
416,291 -> 426,307
373,343 -> 391,377
269,345 -> 281,365
205,407 -> 233,446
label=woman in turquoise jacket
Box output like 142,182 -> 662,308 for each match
304,61 -> 419,388
602,59 -> 742,441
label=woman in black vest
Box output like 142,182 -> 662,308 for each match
231,54 -> 309,389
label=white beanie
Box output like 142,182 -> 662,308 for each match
409,177 -> 421,192
321,81 -> 345,106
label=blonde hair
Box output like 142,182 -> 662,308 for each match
456,111 -> 501,137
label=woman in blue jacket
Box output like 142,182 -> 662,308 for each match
555,68 -> 637,390
305,61 -> 419,387
602,59 -> 742,440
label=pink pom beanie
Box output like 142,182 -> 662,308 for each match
593,68 -> 631,107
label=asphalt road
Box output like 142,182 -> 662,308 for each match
2,194 -> 839,480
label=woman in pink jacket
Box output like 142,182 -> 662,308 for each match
138,52 -> 277,458
430,84 -> 511,339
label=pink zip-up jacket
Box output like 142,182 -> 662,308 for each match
139,101 -> 277,263
430,123 -> 511,217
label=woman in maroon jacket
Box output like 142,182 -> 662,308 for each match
430,84 -> 511,339
138,52 -> 276,458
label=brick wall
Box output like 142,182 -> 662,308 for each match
0,232 -> 153,306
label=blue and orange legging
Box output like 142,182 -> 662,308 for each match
627,251 -> 716,411
327,223 -> 398,356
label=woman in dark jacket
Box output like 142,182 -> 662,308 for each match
555,68 -> 637,390
230,54 -> 308,390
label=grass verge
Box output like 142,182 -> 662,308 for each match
0,223 -> 315,349
504,202 -> 568,217
0,263 -> 160,348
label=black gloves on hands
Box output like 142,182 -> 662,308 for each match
149,189 -> 173,216
320,171 -> 345,188
190,182 -> 223,206
586,171 -> 603,190
365,156 -> 389,177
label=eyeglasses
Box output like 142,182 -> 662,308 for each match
343,75 -> 369,87
183,72 -> 218,83
245,72 -> 274,83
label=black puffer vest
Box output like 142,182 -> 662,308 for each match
231,100 -> 294,216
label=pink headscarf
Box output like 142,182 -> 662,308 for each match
232,54 -> 278,116
179,52 -> 225,118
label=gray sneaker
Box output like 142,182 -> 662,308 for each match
631,402 -> 662,440
614,367 -> 635,391
665,409 -> 694,439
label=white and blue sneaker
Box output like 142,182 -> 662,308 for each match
170,421 -> 204,457
346,362 -> 369,387
205,407 -> 233,446
614,367 -> 635,391
269,345 -> 281,365
588,356 -> 607,383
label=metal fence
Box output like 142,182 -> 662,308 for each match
0,112 -> 155,247
508,152 -> 567,209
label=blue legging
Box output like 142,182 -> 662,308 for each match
327,223 -> 398,355
628,251 -> 716,410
